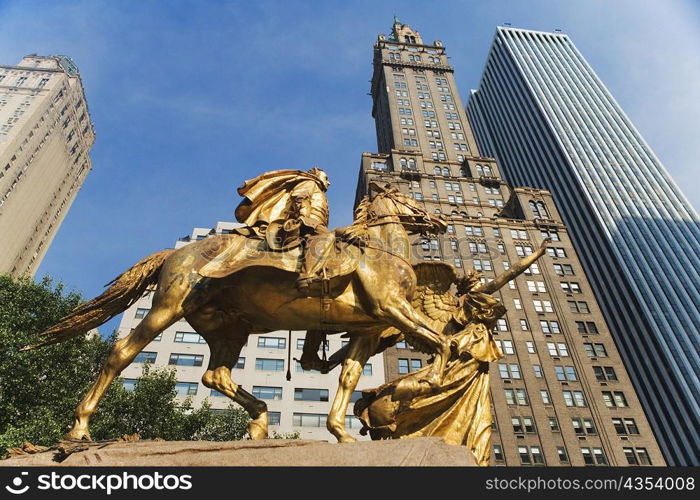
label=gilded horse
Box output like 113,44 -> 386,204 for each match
27,186 -> 449,443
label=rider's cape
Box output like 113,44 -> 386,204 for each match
234,169 -> 327,228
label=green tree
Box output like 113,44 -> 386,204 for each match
0,274 -> 250,457
0,274 -> 111,454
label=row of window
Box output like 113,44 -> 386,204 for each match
496,338 -> 608,359
504,387 -> 629,409
387,52 -> 442,65
132,352 -> 372,375
494,444 -> 652,466
495,318 -> 599,337
499,362 -> 618,383
498,414 -> 640,436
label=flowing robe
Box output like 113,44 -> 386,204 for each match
354,291 -> 505,466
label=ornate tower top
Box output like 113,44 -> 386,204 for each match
389,17 -> 423,45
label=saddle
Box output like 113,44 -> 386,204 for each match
197,232 -> 361,288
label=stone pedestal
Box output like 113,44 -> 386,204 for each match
2,437 -> 476,466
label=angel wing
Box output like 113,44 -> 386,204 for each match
411,261 -> 460,326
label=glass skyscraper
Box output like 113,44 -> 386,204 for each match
467,27 -> 700,465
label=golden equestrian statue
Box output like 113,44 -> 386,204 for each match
25,170 -> 453,444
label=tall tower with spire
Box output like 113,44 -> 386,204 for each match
353,20 -> 665,466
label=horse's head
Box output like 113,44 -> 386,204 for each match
365,183 -> 448,235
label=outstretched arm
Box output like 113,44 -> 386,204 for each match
475,237 -> 551,294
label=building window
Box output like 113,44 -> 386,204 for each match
123,378 -> 138,391
568,301 -> 590,314
576,321 -> 599,334
557,447 -> 569,463
253,386 -> 283,400
548,416 -> 559,431
169,353 -> 204,367
613,418 -> 639,435
602,391 -> 628,408
495,340 -> 514,355
525,341 -> 536,353
572,417 -> 597,435
540,229 -> 560,241
234,357 -> 245,369
547,247 -> 567,258
134,308 -> 150,319
533,300 -> 553,313
175,382 -> 198,396
345,415 -> 362,429
546,342 -> 569,357
175,331 -> 206,343
496,318 -> 508,331
527,281 -> 547,293
294,388 -> 329,402
559,281 -> 581,293
593,366 -> 617,381
519,319 -> 529,331
363,363 -> 373,376
504,388 -> 528,405
134,351 -> 157,364
518,446 -> 544,465
465,225 -> 484,236
533,365 -> 543,378
540,390 -> 551,405
498,363 -> 521,379
563,390 -> 587,407
554,264 -> 575,276
554,365 -> 577,381
268,412 -> 281,426
493,444 -> 505,462
512,416 -> 536,434
540,320 -> 561,334
583,343 -> 608,357
255,358 -> 285,371
293,413 -> 327,427
515,245 -> 533,257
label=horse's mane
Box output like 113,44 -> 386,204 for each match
353,196 -> 372,225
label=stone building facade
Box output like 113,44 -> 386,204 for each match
0,55 -> 95,276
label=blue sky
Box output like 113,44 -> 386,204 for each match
0,0 -> 698,334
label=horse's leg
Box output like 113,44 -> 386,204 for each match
327,333 -> 379,443
66,275 -> 193,440
373,298 -> 450,392
200,335 -> 269,440
299,329 -> 331,373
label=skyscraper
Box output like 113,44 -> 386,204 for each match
0,55 -> 95,277
355,19 -> 664,466
466,27 -> 700,465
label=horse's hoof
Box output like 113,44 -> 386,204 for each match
337,435 -> 357,444
248,413 -> 268,440
65,429 -> 91,441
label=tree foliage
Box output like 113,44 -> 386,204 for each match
0,274 -> 250,457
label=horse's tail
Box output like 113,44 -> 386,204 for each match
23,249 -> 175,350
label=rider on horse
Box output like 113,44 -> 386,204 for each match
234,167 -> 335,293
